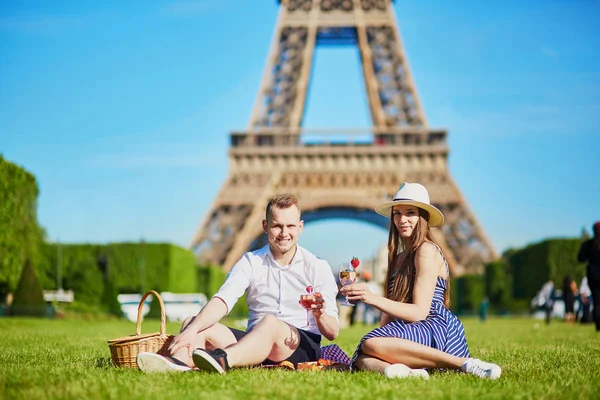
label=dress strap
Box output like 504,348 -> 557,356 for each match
427,242 -> 450,277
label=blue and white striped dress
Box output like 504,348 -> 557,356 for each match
351,245 -> 470,366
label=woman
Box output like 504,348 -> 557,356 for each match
342,182 -> 501,380
562,276 -> 577,324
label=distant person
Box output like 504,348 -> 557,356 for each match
578,276 -> 592,324
539,279 -> 555,324
136,194 -> 339,373
479,297 -> 490,322
563,276 -> 577,324
342,182 -> 501,380
578,222 -> 600,331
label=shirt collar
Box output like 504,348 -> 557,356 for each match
262,244 -> 304,266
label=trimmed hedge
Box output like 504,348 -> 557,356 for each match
449,238 -> 585,315
465,238 -> 587,314
0,156 -> 44,295
509,238 -> 585,301
451,274 -> 485,315
196,264 -> 227,298
37,242 -> 198,312
169,246 -> 198,293
38,244 -> 104,307
35,242 -> 252,318
484,260 -> 512,313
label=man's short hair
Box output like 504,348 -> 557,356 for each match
265,193 -> 300,222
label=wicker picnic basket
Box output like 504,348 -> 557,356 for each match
107,290 -> 174,368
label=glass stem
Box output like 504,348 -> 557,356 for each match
345,284 -> 351,303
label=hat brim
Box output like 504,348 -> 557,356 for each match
375,200 -> 444,227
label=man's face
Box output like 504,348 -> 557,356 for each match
263,206 -> 304,258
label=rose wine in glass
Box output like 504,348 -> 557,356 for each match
339,264 -> 356,307
300,285 -> 315,328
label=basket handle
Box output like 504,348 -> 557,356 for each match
135,290 -> 167,337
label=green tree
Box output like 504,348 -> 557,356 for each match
11,258 -> 46,316
0,156 -> 44,297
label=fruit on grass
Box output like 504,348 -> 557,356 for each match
279,361 -> 295,370
350,257 -> 360,269
317,359 -> 333,366
297,361 -> 322,371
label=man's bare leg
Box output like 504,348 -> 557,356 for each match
223,315 -> 301,367
169,316 -> 239,367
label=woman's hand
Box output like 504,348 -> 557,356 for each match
341,283 -> 375,304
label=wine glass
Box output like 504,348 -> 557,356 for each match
299,294 -> 316,328
339,264 -> 356,307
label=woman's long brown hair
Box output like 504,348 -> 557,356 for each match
383,208 -> 451,308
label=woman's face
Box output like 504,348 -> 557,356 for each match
392,205 -> 420,239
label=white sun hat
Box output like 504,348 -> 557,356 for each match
375,182 -> 444,227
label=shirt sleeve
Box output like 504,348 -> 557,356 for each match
313,258 -> 339,321
212,255 -> 252,315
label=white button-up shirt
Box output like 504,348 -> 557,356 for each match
213,244 -> 339,336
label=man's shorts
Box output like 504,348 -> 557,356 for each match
228,326 -> 321,367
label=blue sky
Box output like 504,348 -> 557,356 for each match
1,0 -> 599,269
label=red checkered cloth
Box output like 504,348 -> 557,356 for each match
320,344 -> 351,365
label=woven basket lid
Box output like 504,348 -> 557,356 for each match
107,332 -> 165,345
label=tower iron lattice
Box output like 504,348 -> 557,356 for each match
190,0 -> 496,275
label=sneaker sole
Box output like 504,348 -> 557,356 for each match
136,353 -> 191,373
409,369 -> 430,379
384,364 -> 411,379
488,366 -> 502,380
385,364 -> 430,379
192,349 -> 225,374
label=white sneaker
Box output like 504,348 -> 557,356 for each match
384,364 -> 430,379
461,358 -> 501,380
409,368 -> 430,379
136,352 -> 192,373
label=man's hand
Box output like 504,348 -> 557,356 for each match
167,328 -> 198,357
308,292 -> 338,340
310,292 -> 326,318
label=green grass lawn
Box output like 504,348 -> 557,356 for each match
1,316 -> 599,399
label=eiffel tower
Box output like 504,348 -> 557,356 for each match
190,0 -> 497,275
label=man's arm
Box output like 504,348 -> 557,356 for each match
180,297 -> 228,334
311,257 -> 340,340
311,293 -> 338,341
168,297 -> 229,355
168,256 -> 251,354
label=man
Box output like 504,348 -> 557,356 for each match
578,222 -> 600,331
539,279 -> 555,325
137,194 -> 339,373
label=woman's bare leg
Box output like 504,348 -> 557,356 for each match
353,353 -> 391,374
361,337 -> 468,370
